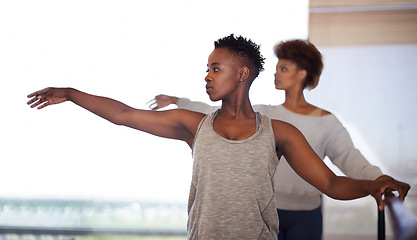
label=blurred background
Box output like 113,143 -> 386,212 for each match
0,0 -> 416,239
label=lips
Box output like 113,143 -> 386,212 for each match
206,85 -> 213,92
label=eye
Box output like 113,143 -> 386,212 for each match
281,67 -> 288,72
206,67 -> 220,73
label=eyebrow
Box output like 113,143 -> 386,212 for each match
208,62 -> 220,67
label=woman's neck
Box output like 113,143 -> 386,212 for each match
282,90 -> 316,115
283,89 -> 308,106
220,94 -> 255,119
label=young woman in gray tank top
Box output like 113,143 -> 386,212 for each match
27,34 -> 410,240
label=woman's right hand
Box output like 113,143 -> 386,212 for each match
149,94 -> 179,110
27,87 -> 69,109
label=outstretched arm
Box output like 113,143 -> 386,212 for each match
149,94 -> 219,114
272,120 -> 410,210
27,88 -> 204,146
149,95 -> 180,110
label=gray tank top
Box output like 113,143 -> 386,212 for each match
188,110 -> 279,239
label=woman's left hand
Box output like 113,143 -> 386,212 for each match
371,178 -> 410,211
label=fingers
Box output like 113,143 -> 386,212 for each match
27,88 -> 49,105
27,88 -> 50,98
372,187 -> 385,211
147,95 -> 170,110
377,198 -> 384,211
385,179 -> 410,201
397,182 -> 411,201
27,92 -> 42,105
372,180 -> 393,211
381,179 -> 410,203
27,91 -> 41,98
35,97 -> 50,109
27,95 -> 41,108
147,98 -> 159,110
378,184 -> 388,211
150,103 -> 160,110
37,101 -> 50,109
26,96 -> 38,105
28,97 -> 49,109
27,89 -> 50,109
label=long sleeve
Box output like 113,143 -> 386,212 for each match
177,98 -> 220,114
324,120 -> 384,180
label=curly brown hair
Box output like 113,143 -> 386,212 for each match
273,39 -> 323,90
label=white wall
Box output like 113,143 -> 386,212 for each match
0,0 -> 308,202
305,44 -> 417,238
306,44 -> 417,183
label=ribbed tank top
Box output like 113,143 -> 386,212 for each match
187,110 -> 279,239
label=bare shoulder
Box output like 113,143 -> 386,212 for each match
271,119 -> 299,131
320,108 -> 332,116
311,104 -> 332,116
306,104 -> 332,117
270,119 -> 309,159
157,109 -> 206,146
271,119 -> 304,143
173,109 -> 206,130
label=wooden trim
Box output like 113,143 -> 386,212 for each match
310,0 -> 417,8
308,9 -> 417,46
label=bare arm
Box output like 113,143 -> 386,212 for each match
27,88 -> 204,146
272,120 -> 410,210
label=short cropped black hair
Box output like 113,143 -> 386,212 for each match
214,34 -> 265,79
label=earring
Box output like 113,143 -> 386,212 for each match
240,79 -> 243,82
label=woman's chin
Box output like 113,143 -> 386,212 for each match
208,95 -> 220,102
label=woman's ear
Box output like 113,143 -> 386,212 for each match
298,69 -> 307,82
239,66 -> 250,81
